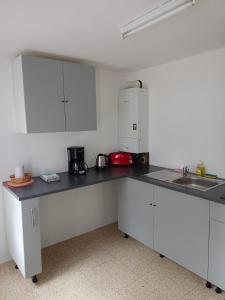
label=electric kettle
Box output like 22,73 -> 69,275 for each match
96,154 -> 108,169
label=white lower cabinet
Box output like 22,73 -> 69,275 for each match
118,179 -> 209,280
118,178 -> 154,248
154,186 -> 209,279
4,189 -> 42,278
208,202 -> 225,290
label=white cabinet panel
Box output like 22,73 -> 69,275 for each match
119,137 -> 139,153
118,88 -> 148,153
18,56 -> 65,133
210,201 -> 225,223
208,201 -> 225,290
4,189 -> 42,278
208,219 -> 225,290
154,186 -> 209,279
118,178 -> 154,248
118,89 -> 139,139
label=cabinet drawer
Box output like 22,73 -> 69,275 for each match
210,201 -> 225,223
119,137 -> 139,153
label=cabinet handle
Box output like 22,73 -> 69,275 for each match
30,208 -> 35,227
149,203 -> 153,206
30,208 -> 38,227
132,124 -> 137,130
153,204 -> 157,207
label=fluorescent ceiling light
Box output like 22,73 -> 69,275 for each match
120,0 -> 196,39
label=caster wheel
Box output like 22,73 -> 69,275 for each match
215,287 -> 222,294
32,275 -> 38,283
160,254 -> 165,258
206,281 -> 212,289
15,265 -> 18,270
124,233 -> 129,239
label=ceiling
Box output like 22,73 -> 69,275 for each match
0,0 -> 225,71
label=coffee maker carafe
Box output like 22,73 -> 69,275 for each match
67,147 -> 86,175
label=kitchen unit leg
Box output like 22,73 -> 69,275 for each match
124,233 -> 129,239
205,281 -> 212,288
15,264 -> 19,269
215,287 -> 222,294
32,275 -> 38,283
160,254 -> 165,258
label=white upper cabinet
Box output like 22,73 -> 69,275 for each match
13,55 -> 96,133
118,88 -> 148,153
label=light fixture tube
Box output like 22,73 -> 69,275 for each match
120,0 -> 196,39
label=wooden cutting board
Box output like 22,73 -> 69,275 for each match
7,179 -> 34,188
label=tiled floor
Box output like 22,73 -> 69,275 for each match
0,223 -> 224,300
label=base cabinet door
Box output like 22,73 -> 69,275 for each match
118,178 -> 154,248
4,189 -> 42,278
208,220 -> 225,290
154,186 -> 209,279
208,201 -> 225,290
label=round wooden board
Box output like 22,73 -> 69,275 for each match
7,179 -> 34,188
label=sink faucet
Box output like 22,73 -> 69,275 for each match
183,166 -> 189,176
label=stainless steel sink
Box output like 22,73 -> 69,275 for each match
172,176 -> 224,191
144,169 -> 225,192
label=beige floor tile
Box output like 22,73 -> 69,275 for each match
184,283 -> 225,300
122,257 -> 202,300
0,224 -> 222,300
108,287 -> 138,300
127,278 -> 174,300
37,270 -> 90,299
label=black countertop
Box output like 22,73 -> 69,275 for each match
3,165 -> 225,205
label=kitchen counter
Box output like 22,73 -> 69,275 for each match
4,164 -> 225,284
3,165 -> 225,204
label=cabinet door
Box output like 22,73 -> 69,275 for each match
63,62 -> 97,131
208,217 -> 225,289
4,189 -> 42,278
118,178 -> 154,248
208,220 -> 225,289
22,56 -> 65,133
21,198 -> 42,278
118,89 -> 139,139
154,186 -> 209,279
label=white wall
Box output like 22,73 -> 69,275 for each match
126,47 -> 225,177
0,55 -> 125,263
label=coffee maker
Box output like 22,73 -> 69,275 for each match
67,147 -> 86,175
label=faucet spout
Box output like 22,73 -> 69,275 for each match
183,166 -> 189,176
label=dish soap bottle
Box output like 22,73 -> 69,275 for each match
196,161 -> 206,177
